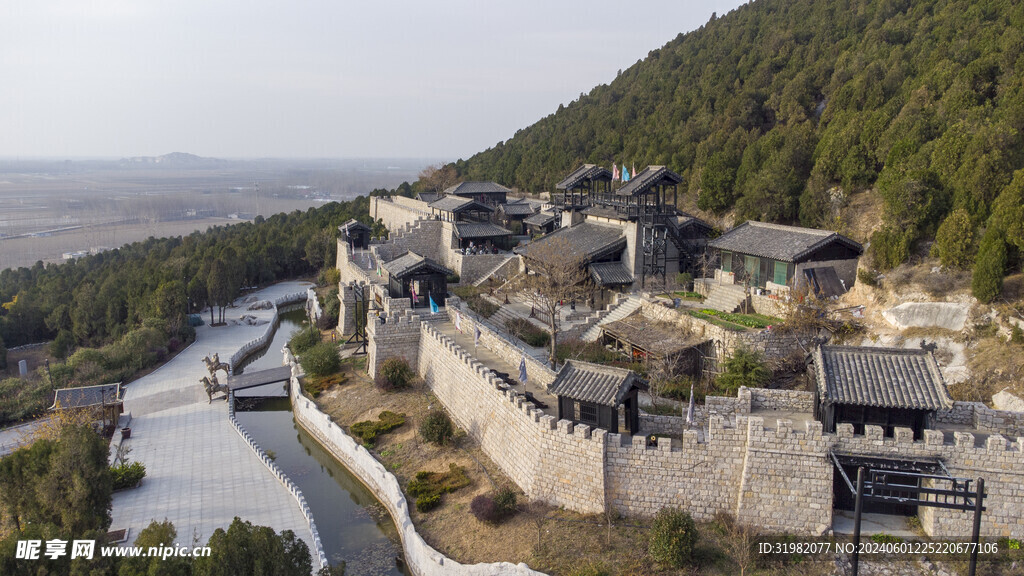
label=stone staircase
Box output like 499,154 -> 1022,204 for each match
703,283 -> 748,313
471,256 -> 518,287
580,295 -> 643,342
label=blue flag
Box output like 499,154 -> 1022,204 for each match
518,355 -> 527,385
429,295 -> 439,314
622,165 -> 630,182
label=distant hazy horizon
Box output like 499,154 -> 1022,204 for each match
1,1 -> 746,160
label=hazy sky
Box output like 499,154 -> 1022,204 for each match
2,1 -> 746,161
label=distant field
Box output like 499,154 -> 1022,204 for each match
0,161 -> 423,271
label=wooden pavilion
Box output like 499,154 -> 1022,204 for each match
549,360 -> 646,434
382,251 -> 451,309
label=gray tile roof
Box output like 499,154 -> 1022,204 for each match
814,346 -> 953,411
616,165 -> 684,196
498,202 -> 537,216
338,218 -> 371,233
601,312 -> 701,356
454,222 -> 513,238
556,164 -> 613,190
517,221 -> 625,263
443,181 -> 512,197
708,221 -> 863,263
523,211 -> 558,227
548,360 -> 643,407
428,196 -> 493,213
416,192 -> 442,203
383,251 -> 451,278
588,262 -> 633,286
52,383 -> 121,409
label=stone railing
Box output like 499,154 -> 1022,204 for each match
286,352 -> 545,576
228,291 -> 307,370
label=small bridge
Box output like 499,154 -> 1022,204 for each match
228,366 -> 293,397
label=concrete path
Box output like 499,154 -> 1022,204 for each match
0,418 -> 47,457
110,281 -> 315,553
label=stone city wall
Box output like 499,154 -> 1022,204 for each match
372,196 -> 431,236
446,297 -> 556,389
745,388 -> 816,412
287,356 -> 545,576
336,238 -> 377,285
931,401 -> 1024,437
750,293 -> 789,318
366,312 -> 425,380
832,425 -> 1024,539
417,323 -> 606,513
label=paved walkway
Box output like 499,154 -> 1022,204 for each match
110,281 -> 315,553
0,418 -> 47,457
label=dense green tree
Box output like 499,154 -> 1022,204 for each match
972,227 -> 1008,303
192,517 -> 311,576
118,520 -> 192,576
715,348 -> 770,396
933,209 -> 975,269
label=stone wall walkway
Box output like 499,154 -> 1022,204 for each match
110,281 -> 316,556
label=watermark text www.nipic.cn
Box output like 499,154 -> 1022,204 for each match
15,539 -> 211,561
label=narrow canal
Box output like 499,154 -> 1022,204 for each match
234,307 -> 407,574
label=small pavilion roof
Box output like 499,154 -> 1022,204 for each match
51,383 -> 121,410
523,211 -> 559,227
454,222 -> 513,239
556,164 -> 613,190
549,360 -> 644,407
497,202 -> 537,216
338,219 -> 371,234
383,251 -> 452,278
443,181 -> 512,197
588,262 -> 633,286
616,166 -> 684,196
814,346 -> 952,411
516,221 -> 625,263
429,196 -> 494,213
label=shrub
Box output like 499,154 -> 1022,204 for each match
1012,325 -> 1024,345
493,485 -> 518,518
420,411 -> 454,445
470,494 -> 498,522
300,342 -> 341,378
321,267 -> 341,287
871,533 -> 903,544
453,285 -> 499,318
111,461 -> 146,490
376,357 -> 415,391
350,411 -> 406,446
288,328 -> 321,355
857,268 -> 879,287
869,226 -> 910,270
505,318 -> 550,348
50,329 -> 75,359
446,273 -> 461,284
415,494 -> 441,513
972,227 -> 1007,303
676,272 -> 693,290
934,208 -> 974,269
715,347 -> 771,396
648,507 -> 698,568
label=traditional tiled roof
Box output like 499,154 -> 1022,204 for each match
498,202 -> 537,216
548,360 -> 643,407
671,214 -> 714,235
588,262 -> 633,286
453,222 -> 513,238
416,192 -> 442,204
516,221 -> 625,263
616,165 -> 684,196
52,383 -> 121,409
709,221 -> 863,263
443,181 -> 512,197
556,164 -> 613,190
428,196 -> 493,213
383,251 -> 451,278
523,211 -> 559,227
338,218 -> 371,234
814,346 -> 953,411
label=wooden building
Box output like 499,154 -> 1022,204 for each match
554,164 -> 613,209
428,196 -> 493,223
51,382 -> 123,432
549,360 -> 645,434
442,181 -> 511,206
708,221 -> 863,295
600,312 -> 705,376
523,211 -> 559,236
382,251 -> 451,309
812,345 -> 953,439
496,201 -> 538,232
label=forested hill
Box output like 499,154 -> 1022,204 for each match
452,0 -> 1024,284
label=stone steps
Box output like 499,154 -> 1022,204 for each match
703,284 -> 748,313
580,295 -> 643,342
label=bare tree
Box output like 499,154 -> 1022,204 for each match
714,513 -> 758,576
645,352 -> 684,413
514,237 -> 593,369
418,164 -> 459,195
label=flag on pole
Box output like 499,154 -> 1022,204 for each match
518,355 -> 527,385
429,295 -> 439,314
612,163 -> 620,181
685,380 -> 695,426
455,310 -> 463,332
474,325 -> 482,347
410,286 -> 418,304
622,165 -> 630,183
631,162 -> 636,179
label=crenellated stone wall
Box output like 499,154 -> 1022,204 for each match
366,312 -> 424,379
371,196 -> 431,235
417,323 -> 606,513
933,401 -> 1024,437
